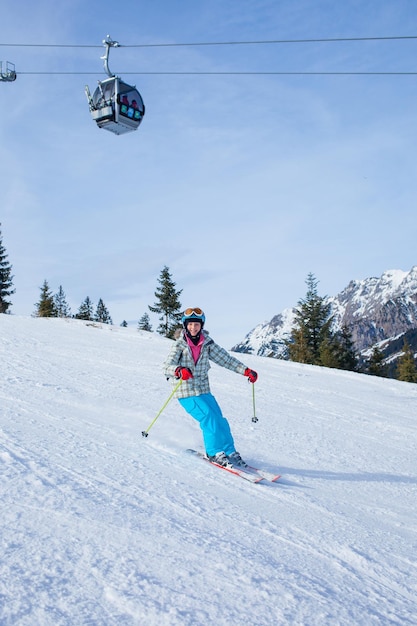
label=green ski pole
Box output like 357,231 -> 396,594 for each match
251,383 -> 259,423
141,379 -> 183,437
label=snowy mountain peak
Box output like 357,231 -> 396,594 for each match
232,266 -> 417,360
337,267 -> 416,313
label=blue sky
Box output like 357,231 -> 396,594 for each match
1,0 -> 417,347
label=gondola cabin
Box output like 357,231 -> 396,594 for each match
86,76 -> 145,135
0,61 -> 17,82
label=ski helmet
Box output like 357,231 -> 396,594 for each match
182,307 -> 205,327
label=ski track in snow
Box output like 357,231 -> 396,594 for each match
1,315 -> 416,625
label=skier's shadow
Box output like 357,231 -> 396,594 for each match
277,467 -> 417,485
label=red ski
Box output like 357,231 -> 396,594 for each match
244,465 -> 281,483
186,449 -> 264,483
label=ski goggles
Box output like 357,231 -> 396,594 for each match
183,307 -> 204,317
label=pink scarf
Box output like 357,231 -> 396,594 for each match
186,333 -> 205,364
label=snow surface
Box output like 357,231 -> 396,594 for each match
1,315 -> 416,626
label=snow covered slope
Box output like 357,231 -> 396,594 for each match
1,316 -> 416,625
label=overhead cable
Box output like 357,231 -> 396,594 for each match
1,34 -> 417,49
16,71 -> 417,76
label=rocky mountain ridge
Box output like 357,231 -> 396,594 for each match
232,266 -> 417,364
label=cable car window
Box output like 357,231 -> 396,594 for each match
119,89 -> 144,120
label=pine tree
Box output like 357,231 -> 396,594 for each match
75,297 -> 94,321
287,324 -> 314,363
333,325 -> 358,371
95,298 -> 113,324
54,285 -> 71,318
138,312 -> 152,332
396,340 -> 417,383
366,346 -> 387,377
0,223 -> 15,314
319,335 -> 342,369
120,320 -> 128,328
149,266 -> 182,338
288,273 -> 333,365
34,280 -> 57,317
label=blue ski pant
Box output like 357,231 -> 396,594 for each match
178,393 -> 236,457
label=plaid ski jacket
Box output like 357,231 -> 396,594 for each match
163,330 -> 247,399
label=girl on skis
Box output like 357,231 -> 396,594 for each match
163,307 -> 258,468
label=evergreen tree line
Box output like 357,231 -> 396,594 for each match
287,273 -> 417,383
1,220 -> 416,383
34,280 -> 113,324
32,264 -> 183,334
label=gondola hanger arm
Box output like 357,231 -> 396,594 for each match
101,35 -> 120,78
